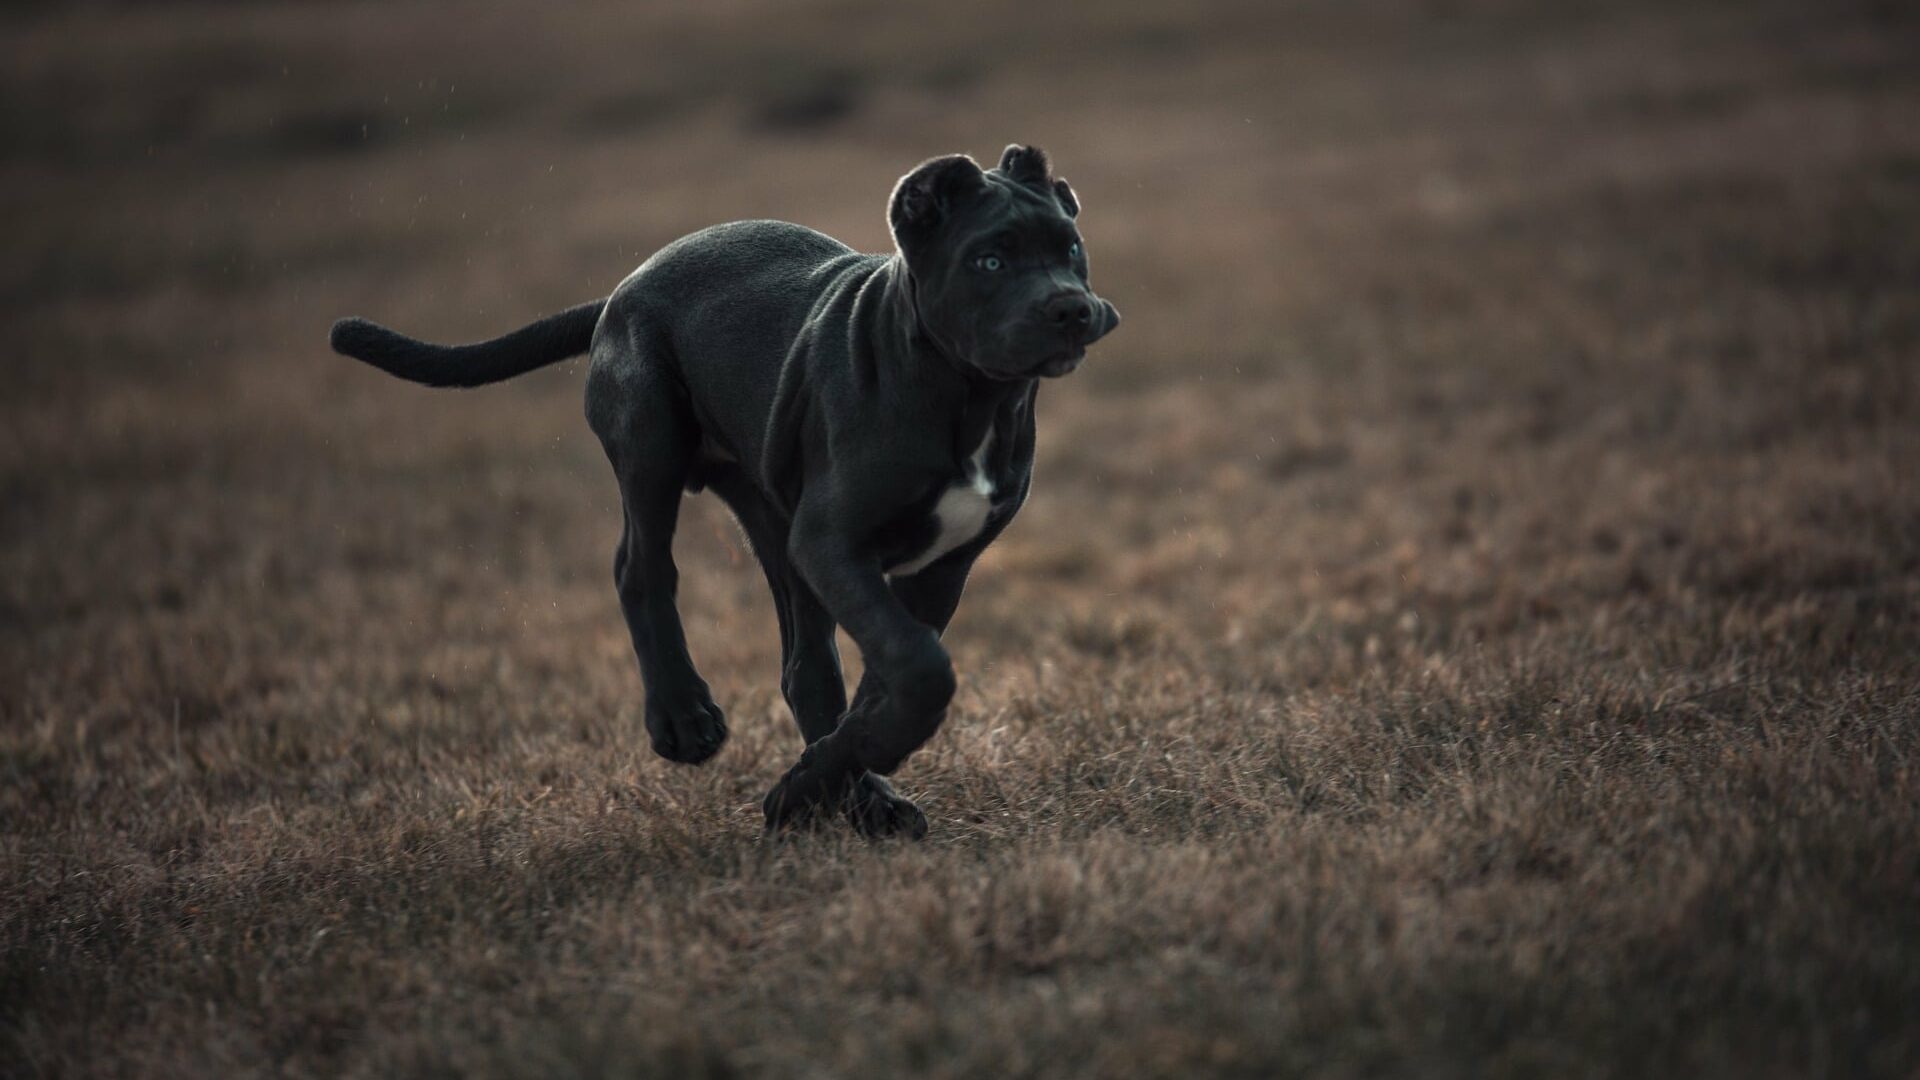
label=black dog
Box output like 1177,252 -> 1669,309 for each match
330,144 -> 1120,837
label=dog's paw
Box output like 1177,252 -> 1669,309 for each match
644,689 -> 727,765
845,773 -> 928,840
762,741 -> 858,833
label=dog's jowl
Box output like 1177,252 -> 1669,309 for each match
329,144 -> 1121,837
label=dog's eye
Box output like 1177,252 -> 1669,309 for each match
1069,242 -> 1082,259
974,254 -> 1003,272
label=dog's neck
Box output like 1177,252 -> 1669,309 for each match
885,254 -> 961,375
880,253 -> 1034,468
884,254 -> 1033,397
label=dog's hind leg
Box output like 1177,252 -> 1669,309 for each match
710,474 -> 928,838
587,345 -> 727,765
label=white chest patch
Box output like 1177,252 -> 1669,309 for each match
887,432 -> 995,577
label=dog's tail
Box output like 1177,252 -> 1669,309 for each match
328,299 -> 606,388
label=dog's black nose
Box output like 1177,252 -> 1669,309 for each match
1044,293 -> 1095,332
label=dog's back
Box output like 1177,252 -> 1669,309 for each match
591,220 -> 892,491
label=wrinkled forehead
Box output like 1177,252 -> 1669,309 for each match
948,177 -> 1079,252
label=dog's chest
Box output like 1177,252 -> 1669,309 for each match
885,433 -> 998,577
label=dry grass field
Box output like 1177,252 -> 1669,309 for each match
4,0 -> 1919,1075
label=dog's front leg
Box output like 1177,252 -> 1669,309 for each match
831,556 -> 977,836
763,497 -> 958,830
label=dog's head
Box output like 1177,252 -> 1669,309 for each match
889,145 -> 1121,380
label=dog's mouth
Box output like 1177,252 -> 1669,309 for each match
969,343 -> 1087,382
1031,347 -> 1086,378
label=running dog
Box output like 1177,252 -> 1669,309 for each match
329,144 -> 1121,837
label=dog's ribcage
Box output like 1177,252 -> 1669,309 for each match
886,432 -> 995,576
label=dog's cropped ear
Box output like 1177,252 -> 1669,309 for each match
999,144 -> 1078,217
1052,178 -> 1080,218
889,154 -> 987,251
998,144 -> 1051,185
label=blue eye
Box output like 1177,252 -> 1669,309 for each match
974,254 -> 1003,272
1069,242 -> 1082,259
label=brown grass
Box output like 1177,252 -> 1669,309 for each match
4,0 -> 1919,1075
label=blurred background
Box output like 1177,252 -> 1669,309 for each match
4,1 -> 1917,1075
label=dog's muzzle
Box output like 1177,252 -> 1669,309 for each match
1024,293 -> 1119,377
